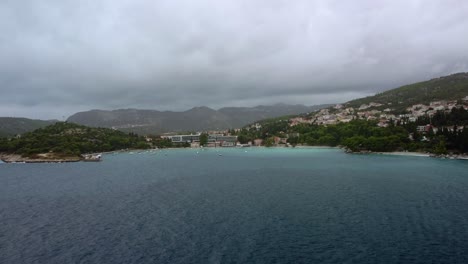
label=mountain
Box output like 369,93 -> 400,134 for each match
345,72 -> 468,113
0,117 -> 56,137
218,104 -> 330,127
67,104 -> 331,134
243,72 -> 468,130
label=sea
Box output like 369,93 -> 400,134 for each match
1,148 -> 467,264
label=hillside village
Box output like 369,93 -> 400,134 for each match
286,96 -> 468,130
232,94 -> 468,155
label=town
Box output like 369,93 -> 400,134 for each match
288,97 -> 468,133
148,96 -> 468,151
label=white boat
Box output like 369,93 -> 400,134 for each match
82,154 -> 102,162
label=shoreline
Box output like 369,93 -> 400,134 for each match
346,150 -> 468,160
2,147 -> 467,163
374,151 -> 431,157
0,153 -> 82,163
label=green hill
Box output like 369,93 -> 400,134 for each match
236,72 -> 468,154
0,122 -> 150,157
0,117 -> 56,137
346,72 -> 468,113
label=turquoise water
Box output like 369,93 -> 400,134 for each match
1,148 -> 468,263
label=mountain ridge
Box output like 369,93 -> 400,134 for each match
67,104 -> 331,134
0,117 -> 57,137
344,72 -> 468,113
4,73 -> 467,136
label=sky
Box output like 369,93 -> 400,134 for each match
1,0 -> 468,120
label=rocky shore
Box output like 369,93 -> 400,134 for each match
429,153 -> 468,160
0,153 -> 82,163
343,148 -> 468,160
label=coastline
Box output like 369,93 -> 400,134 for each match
2,146 -> 467,163
0,153 -> 82,163
374,151 -> 431,157
346,150 -> 468,160
0,148 -> 150,163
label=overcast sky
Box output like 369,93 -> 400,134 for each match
1,0 -> 468,119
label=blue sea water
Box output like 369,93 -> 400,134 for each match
1,148 -> 468,264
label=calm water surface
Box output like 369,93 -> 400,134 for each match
1,148 -> 468,263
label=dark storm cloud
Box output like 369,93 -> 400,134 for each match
1,0 -> 468,119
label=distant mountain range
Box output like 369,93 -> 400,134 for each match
2,72 -> 467,137
67,104 -> 332,134
0,117 -> 56,137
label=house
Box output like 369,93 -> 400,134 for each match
359,104 -> 369,110
208,134 -> 237,147
417,125 -> 432,133
417,125 -> 426,133
334,104 -> 344,109
253,139 -> 263,146
344,108 -> 355,114
221,141 -> 236,147
273,137 -> 281,145
253,123 -> 262,130
167,134 -> 201,143
290,117 -> 311,126
377,121 -> 388,127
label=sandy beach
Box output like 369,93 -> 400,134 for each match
373,151 -> 468,160
376,151 -> 431,157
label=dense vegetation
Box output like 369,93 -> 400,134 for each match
0,122 -> 150,157
234,107 -> 468,154
412,106 -> 468,127
236,119 -> 410,150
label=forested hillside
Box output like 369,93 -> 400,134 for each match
0,122 -> 150,157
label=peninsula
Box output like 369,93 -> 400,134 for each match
0,122 -> 151,163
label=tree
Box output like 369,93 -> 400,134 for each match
199,133 -> 208,146
433,136 -> 448,155
237,134 -> 250,144
264,137 -> 274,147
287,136 -> 299,145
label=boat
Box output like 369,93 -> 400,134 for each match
82,154 -> 102,162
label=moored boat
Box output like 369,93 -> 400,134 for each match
82,154 -> 102,162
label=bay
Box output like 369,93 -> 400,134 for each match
1,148 -> 467,263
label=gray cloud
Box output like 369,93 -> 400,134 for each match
1,0 -> 468,119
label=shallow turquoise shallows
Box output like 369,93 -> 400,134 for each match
1,148 -> 468,264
